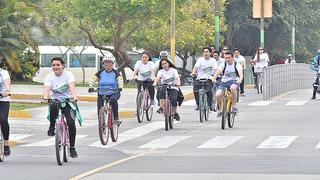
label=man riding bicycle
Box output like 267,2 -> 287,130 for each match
190,47 -> 218,111
132,51 -> 156,105
212,50 -> 243,116
88,55 -> 123,125
311,49 -> 320,99
43,57 -> 80,158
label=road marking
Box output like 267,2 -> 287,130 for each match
139,136 -> 191,149
285,101 -> 308,106
69,148 -> 155,180
314,142 -> 320,149
257,136 -> 298,149
21,135 -> 88,147
10,134 -> 34,141
248,101 -> 274,106
197,136 -> 244,148
89,121 -> 167,148
181,99 -> 196,106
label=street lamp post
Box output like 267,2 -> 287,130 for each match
170,0 -> 176,64
214,0 -> 220,51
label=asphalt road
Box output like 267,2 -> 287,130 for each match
2,88 -> 320,180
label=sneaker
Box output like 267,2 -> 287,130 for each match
217,111 -> 222,117
151,100 -> 156,106
174,113 -> 180,121
232,107 -> 238,113
69,147 -> 78,158
4,146 -> 10,156
157,107 -> 163,114
311,96 -> 316,100
47,127 -> 55,136
209,105 -> 216,112
194,105 -> 199,111
240,93 -> 245,97
114,117 -> 122,126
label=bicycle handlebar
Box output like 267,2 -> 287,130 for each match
0,93 -> 11,98
41,98 -> 77,104
88,87 -> 122,93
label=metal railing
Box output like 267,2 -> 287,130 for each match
263,63 -> 314,100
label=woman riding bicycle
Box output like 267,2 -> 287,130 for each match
42,57 -> 80,158
88,55 -> 123,125
132,51 -> 156,105
212,50 -> 243,116
153,59 -> 181,121
0,58 -> 11,156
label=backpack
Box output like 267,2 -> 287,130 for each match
222,61 -> 239,77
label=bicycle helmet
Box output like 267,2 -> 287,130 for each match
159,50 -> 169,59
288,54 -> 293,57
102,55 -> 115,63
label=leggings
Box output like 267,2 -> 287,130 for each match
97,92 -> 121,119
137,81 -> 155,100
0,101 -> 10,140
49,102 -> 76,148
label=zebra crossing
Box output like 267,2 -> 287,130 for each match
8,124 -> 320,150
182,99 -> 313,106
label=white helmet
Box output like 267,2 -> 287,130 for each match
159,50 -> 169,59
102,55 -> 115,63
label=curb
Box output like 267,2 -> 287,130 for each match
9,110 -> 32,118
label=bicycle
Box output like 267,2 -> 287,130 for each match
220,81 -> 238,130
158,84 -> 177,131
193,77 -> 212,123
43,98 -> 72,166
91,88 -> 121,145
0,93 -> 10,162
254,62 -> 264,94
136,80 -> 153,123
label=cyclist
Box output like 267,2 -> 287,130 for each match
190,47 -> 217,111
133,51 -> 155,105
311,49 -> 320,99
0,59 -> 11,156
43,57 -> 80,158
153,58 -> 181,121
253,47 -> 269,68
233,48 -> 246,97
88,55 -> 123,124
212,50 -> 243,116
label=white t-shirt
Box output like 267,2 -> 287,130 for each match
254,53 -> 270,67
194,57 -> 218,79
44,71 -> 75,100
134,60 -> 155,81
157,67 -> 179,90
153,59 -> 161,71
0,68 -> 10,102
218,61 -> 242,83
234,55 -> 246,68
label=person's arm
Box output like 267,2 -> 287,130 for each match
2,71 -> 11,96
242,56 -> 247,70
174,69 -> 181,86
117,74 -> 123,89
237,65 -> 243,83
69,82 -> 77,100
43,75 -> 51,99
132,68 -> 139,79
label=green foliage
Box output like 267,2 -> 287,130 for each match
10,51 -> 39,81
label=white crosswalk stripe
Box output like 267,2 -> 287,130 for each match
197,136 -> 244,148
256,136 -> 298,149
285,101 -> 308,106
89,121 -> 171,148
10,134 -> 34,142
139,136 -> 191,149
21,135 -> 88,147
248,101 -> 274,106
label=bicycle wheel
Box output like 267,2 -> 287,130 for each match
55,124 -> 63,166
204,94 -> 209,121
0,128 -> 4,162
199,92 -> 204,123
110,109 -> 118,142
98,107 -> 109,145
164,100 -> 170,131
221,96 -> 227,130
136,93 -> 144,123
146,95 -> 153,121
63,145 -> 69,162
228,111 -> 235,128
169,105 -> 174,129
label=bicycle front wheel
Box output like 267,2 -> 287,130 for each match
0,129 -> 4,162
164,100 -> 170,131
199,93 -> 205,123
146,96 -> 153,121
98,107 -> 109,145
169,105 -> 174,129
136,93 -> 144,123
204,94 -> 209,121
110,110 -> 118,142
63,145 -> 69,162
55,124 -> 63,166
228,112 -> 235,128
221,96 -> 227,130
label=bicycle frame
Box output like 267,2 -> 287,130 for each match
159,84 -> 175,131
196,79 -> 212,122
136,80 -> 153,123
220,81 -> 237,130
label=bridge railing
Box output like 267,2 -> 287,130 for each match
263,63 -> 315,100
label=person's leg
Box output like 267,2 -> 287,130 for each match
205,82 -> 213,108
62,104 -> 76,148
48,102 -> 59,136
240,70 -> 245,95
109,92 -> 121,119
0,101 -> 10,155
312,78 -> 319,99
193,82 -> 200,109
230,83 -> 238,108
147,81 -> 155,100
169,89 -> 180,120
97,95 -> 104,116
157,86 -> 166,113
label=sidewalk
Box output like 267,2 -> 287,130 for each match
9,84 -> 194,119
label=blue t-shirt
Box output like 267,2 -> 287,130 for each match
97,69 -> 119,95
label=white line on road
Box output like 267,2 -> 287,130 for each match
285,101 -> 308,106
10,134 -> 34,141
197,136 -> 244,148
21,135 -> 88,147
89,121 -> 174,148
256,136 -> 298,149
139,136 -> 191,149
181,99 -> 195,106
248,101 -> 274,106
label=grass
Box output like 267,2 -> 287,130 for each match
10,102 -> 46,111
